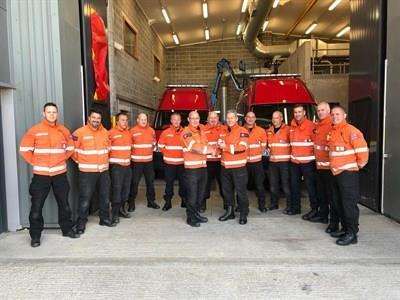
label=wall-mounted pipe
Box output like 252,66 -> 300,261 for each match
242,0 -> 296,58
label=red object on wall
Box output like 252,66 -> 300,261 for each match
90,11 -> 109,101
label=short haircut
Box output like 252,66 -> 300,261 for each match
137,112 -> 148,119
293,104 -> 305,111
226,109 -> 238,118
88,108 -> 102,117
331,105 -> 346,114
116,112 -> 128,121
188,110 -> 200,119
272,110 -> 283,118
43,102 -> 58,111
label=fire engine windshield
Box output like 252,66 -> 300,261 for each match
154,110 -> 209,130
251,104 -> 316,128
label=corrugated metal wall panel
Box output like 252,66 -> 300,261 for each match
8,0 -> 66,227
349,0 -> 385,212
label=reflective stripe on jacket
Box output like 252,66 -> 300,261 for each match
314,117 -> 332,170
266,123 -> 291,162
130,125 -> 155,163
158,125 -> 184,165
327,120 -> 369,175
244,124 -> 267,163
220,124 -> 248,169
19,120 -> 74,176
72,124 -> 110,173
180,124 -> 208,169
108,126 -> 132,166
203,123 -> 227,161
290,118 -> 315,164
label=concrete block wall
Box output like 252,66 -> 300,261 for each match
165,38 -> 266,111
108,0 -> 166,119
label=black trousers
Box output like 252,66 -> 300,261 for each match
204,161 -> 224,204
268,161 -> 291,208
185,168 -> 207,220
316,169 -> 335,220
28,173 -> 73,239
164,164 -> 186,202
289,161 -> 318,212
110,164 -> 132,214
77,171 -> 110,227
247,161 -> 266,208
130,162 -> 156,204
331,171 -> 360,234
221,166 -> 249,216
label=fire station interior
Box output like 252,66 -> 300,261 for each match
1,0 -> 400,296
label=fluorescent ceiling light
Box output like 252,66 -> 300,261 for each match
205,28 -> 210,40
305,22 -> 317,35
236,23 -> 242,35
336,26 -> 350,37
241,0 -> 248,13
161,7 -> 171,24
328,0 -> 342,11
202,2 -> 208,19
272,0 -> 280,8
172,33 -> 179,45
262,20 -> 269,32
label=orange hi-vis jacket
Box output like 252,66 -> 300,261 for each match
220,124 -> 249,169
203,123 -> 227,161
266,123 -> 291,163
72,124 -> 110,173
244,124 -> 267,163
327,120 -> 369,175
290,118 -> 316,164
130,125 -> 156,163
313,116 -> 332,170
108,125 -> 132,166
180,124 -> 209,169
158,125 -> 184,165
19,119 -> 74,176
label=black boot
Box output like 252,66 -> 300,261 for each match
199,201 -> 206,213
162,200 -> 172,211
330,228 -> 346,238
111,214 -> 120,225
147,201 -> 160,209
336,232 -> 357,246
186,217 -> 200,227
258,206 -> 267,213
219,206 -> 235,221
325,223 -> 339,234
302,209 -> 318,220
269,204 -> 279,210
128,201 -> 135,212
194,211 -> 208,223
31,237 -> 41,248
119,206 -> 131,218
239,214 -> 247,225
62,230 -> 80,238
309,214 -> 329,224
99,219 -> 117,227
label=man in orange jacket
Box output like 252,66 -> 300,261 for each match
244,111 -> 268,212
19,102 -> 79,247
311,102 -> 334,226
328,106 -> 368,246
181,111 -> 216,227
202,111 -> 227,212
289,104 -> 318,218
129,113 -> 160,211
266,111 -> 291,211
218,110 -> 249,225
109,112 -> 132,224
158,113 -> 186,211
73,108 -> 115,234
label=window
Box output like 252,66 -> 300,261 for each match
153,55 -> 161,81
123,18 -> 138,59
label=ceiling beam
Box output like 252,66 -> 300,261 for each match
284,0 -> 318,39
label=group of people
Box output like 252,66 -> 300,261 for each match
19,101 -> 368,248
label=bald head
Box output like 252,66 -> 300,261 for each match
188,110 -> 200,127
317,102 -> 331,120
207,111 -> 219,126
331,106 -> 347,125
272,110 -> 283,128
137,113 -> 148,127
245,111 -> 256,127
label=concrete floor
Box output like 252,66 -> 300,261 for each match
1,181 -> 400,299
